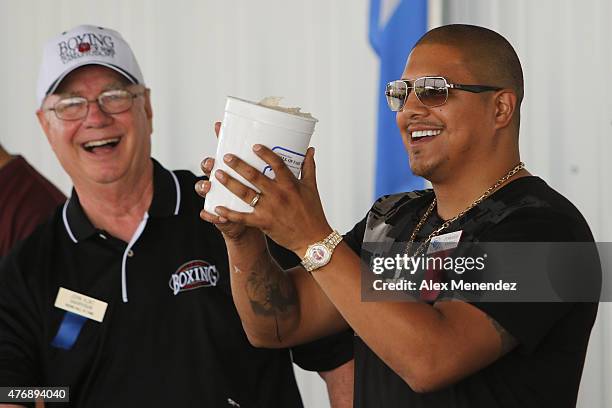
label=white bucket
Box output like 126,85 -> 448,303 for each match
204,96 -> 318,214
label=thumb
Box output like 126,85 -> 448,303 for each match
301,146 -> 318,188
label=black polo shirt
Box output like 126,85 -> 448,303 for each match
0,159 -> 352,407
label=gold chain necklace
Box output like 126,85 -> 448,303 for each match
406,162 -> 525,257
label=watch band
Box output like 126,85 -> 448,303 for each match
324,230 -> 343,247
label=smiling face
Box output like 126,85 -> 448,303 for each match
37,65 -> 153,190
397,44 -> 501,184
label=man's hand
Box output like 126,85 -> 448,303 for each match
203,143 -> 332,255
196,121 -> 252,241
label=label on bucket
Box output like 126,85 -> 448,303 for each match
262,146 -> 306,178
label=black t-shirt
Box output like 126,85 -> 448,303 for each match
344,176 -> 599,408
0,159 -> 352,407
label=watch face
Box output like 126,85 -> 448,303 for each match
309,244 -> 331,265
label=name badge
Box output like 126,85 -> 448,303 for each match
427,230 -> 463,254
54,287 -> 107,322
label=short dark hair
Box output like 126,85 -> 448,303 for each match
414,24 -> 524,105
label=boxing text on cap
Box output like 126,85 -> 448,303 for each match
36,25 -> 145,106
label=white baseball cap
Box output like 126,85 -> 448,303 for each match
36,25 -> 144,106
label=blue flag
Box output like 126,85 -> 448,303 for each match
370,0 -> 427,198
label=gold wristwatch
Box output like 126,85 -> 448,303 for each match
301,230 -> 343,272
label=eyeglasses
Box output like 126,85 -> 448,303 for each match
385,76 -> 502,111
46,89 -> 144,121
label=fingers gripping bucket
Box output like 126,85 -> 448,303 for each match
204,97 -> 318,214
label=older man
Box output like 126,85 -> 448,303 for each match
199,24 -> 599,407
0,25 -> 353,407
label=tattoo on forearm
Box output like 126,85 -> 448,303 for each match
244,253 -> 298,342
487,315 -> 518,355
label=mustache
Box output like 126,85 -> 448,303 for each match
405,121 -> 444,128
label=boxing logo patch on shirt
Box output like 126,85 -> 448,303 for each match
169,260 -> 219,295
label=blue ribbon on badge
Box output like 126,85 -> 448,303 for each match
51,311 -> 87,350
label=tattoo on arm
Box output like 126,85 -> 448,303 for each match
245,252 -> 298,342
487,315 -> 518,355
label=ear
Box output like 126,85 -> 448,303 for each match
143,88 -> 153,133
493,90 -> 517,130
36,108 -> 53,142
143,88 -> 153,120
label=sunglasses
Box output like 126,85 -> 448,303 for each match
385,76 -> 502,111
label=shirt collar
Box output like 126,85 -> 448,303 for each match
62,159 -> 181,243
381,190 -> 434,240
